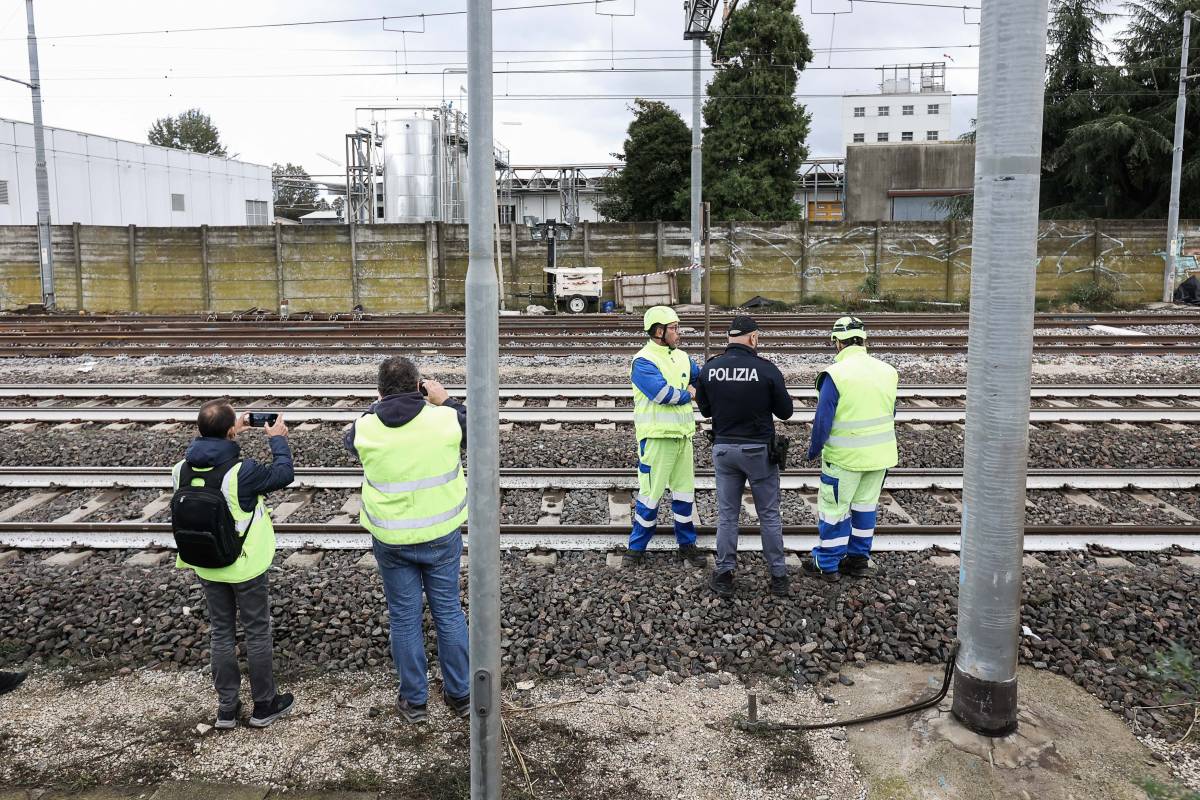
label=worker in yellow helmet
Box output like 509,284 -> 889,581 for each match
802,316 -> 898,582
623,305 -> 706,568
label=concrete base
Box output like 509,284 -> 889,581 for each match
283,551 -> 325,569
0,550 -> 19,566
1094,555 -> 1134,570
354,552 -> 377,571
1021,555 -> 1046,571
42,551 -> 93,567
929,555 -> 960,569
605,551 -> 625,570
527,550 -> 559,567
824,662 -> 1171,800
124,551 -> 171,567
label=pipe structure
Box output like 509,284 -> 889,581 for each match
466,0 -> 501,795
690,38 -> 703,303
951,0 -> 1050,736
25,0 -> 53,309
1163,11 -> 1193,303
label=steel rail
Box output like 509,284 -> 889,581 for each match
1,466 -> 1196,491
1,405 -> 1196,424
1,343 -> 1197,357
1,521 -> 1196,552
1,383 -> 1197,400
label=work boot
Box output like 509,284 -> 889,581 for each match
443,690 -> 471,720
215,699 -> 242,730
677,543 -> 707,568
769,573 -> 790,597
841,555 -> 880,578
801,558 -> 841,583
396,697 -> 428,725
709,570 -> 734,598
621,548 -> 645,568
249,692 -> 295,728
0,671 -> 26,696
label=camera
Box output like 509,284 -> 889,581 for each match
248,412 -> 279,427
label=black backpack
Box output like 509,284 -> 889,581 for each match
171,460 -> 244,569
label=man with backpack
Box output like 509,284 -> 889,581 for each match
172,399 -> 295,729
344,356 -> 470,725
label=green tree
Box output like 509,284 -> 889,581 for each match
147,108 -> 227,156
272,162 -> 320,219
1039,0 -> 1115,216
595,99 -> 691,221
702,0 -> 813,220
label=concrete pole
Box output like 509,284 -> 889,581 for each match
690,38 -> 703,303
951,0 -> 1050,737
1163,11 -> 1193,303
26,0 -> 54,309
466,0 -> 501,796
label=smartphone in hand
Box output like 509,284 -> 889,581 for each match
248,412 -> 279,427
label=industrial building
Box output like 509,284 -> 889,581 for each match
844,141 -> 974,221
0,117 -> 272,227
841,63 -> 953,151
343,107 -> 613,227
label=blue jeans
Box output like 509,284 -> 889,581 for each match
373,530 -> 470,707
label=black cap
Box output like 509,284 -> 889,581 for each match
728,315 -> 759,336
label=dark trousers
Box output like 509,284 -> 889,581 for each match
712,442 -> 786,577
198,572 -> 276,711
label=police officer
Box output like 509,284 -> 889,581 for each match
624,306 -> 706,568
802,316 -> 898,582
695,315 -> 795,598
344,356 -> 471,724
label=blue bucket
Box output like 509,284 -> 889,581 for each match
601,300 -> 616,313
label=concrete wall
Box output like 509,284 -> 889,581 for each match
0,219 -> 1194,312
846,142 -> 975,222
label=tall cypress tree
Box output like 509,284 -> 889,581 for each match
702,0 -> 813,220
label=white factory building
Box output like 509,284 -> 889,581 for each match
0,117 -> 273,227
841,63 -> 953,151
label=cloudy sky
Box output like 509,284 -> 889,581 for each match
0,0 -> 983,174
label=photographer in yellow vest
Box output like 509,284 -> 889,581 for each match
344,356 -> 470,725
802,316 -> 898,582
624,306 -> 706,568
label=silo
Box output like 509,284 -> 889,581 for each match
380,115 -> 438,223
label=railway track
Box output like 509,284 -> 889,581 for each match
1,384 -> 1197,424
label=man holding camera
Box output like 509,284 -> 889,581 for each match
174,400 -> 295,729
695,315 -> 795,598
344,356 -> 470,725
802,316 -> 898,582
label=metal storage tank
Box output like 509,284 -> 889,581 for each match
381,115 -> 439,223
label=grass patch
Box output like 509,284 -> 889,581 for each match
1058,280 -> 1129,311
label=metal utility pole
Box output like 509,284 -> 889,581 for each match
26,0 -> 54,309
690,39 -> 703,303
703,202 -> 712,360
951,0 -> 1050,737
1164,11 -> 1195,304
466,0 -> 501,796
685,1 -> 718,304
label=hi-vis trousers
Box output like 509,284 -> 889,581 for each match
628,437 -> 696,552
812,461 -> 886,571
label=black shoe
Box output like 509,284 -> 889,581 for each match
801,558 -> 841,583
215,699 -> 242,730
397,697 -> 429,725
709,570 -> 734,598
443,691 -> 471,719
678,543 -> 707,568
622,548 -> 645,567
769,574 -> 790,597
841,555 -> 879,578
249,692 -> 294,728
0,671 -> 26,696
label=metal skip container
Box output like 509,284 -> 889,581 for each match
381,115 -> 439,223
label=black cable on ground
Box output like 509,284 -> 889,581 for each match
737,641 -> 960,733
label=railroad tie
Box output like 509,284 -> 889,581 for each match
51,489 -> 126,523
540,398 -> 567,433
0,491 -> 64,522
0,550 -> 19,566
537,489 -> 566,526
595,398 -> 616,431
327,494 -> 362,525
272,489 -> 317,522
607,490 -> 634,525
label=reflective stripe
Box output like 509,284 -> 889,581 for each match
827,430 -> 896,448
830,415 -> 893,432
634,513 -> 657,528
366,464 -> 461,494
851,527 -> 874,538
850,503 -> 877,512
819,536 -> 850,548
636,494 -> 660,508
365,496 -> 468,531
819,510 -> 850,526
672,491 -> 694,503
653,384 -> 672,403
633,411 -> 693,426
673,513 -> 692,524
